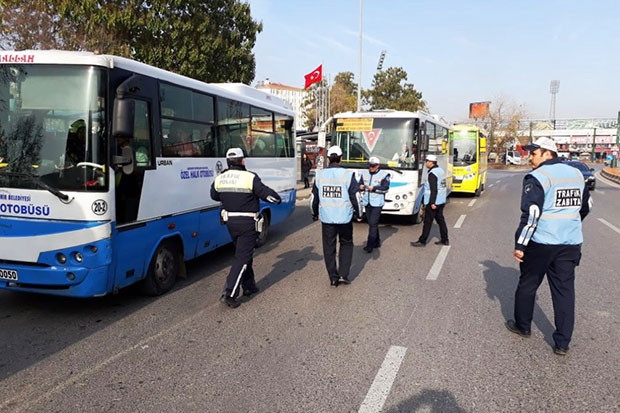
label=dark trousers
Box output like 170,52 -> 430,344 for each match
224,218 -> 258,298
365,205 -> 382,248
419,203 -> 448,243
514,242 -> 581,348
302,171 -> 310,188
321,221 -> 353,281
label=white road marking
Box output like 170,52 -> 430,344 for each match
599,218 -> 620,235
488,184 -> 494,188
596,190 -> 605,195
454,214 -> 466,228
359,346 -> 408,413
468,199 -> 477,207
426,246 -> 451,280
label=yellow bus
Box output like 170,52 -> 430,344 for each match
449,124 -> 487,196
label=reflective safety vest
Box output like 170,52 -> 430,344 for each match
530,163 -> 584,245
423,166 -> 447,205
214,169 -> 254,194
315,167 -> 354,224
360,169 -> 389,207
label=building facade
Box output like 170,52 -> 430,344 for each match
256,80 -> 309,131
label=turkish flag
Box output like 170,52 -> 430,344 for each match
304,64 -> 323,89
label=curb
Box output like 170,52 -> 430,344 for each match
601,168 -> 620,185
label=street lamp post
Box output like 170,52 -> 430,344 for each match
591,127 -> 597,163
357,0 -> 363,111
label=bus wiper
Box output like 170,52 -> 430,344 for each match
0,170 -> 70,201
380,164 -> 404,174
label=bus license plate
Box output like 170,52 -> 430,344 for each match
0,268 -> 18,281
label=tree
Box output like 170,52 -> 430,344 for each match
329,72 -> 357,115
1,0 -> 262,84
363,67 -> 427,112
475,95 -> 529,154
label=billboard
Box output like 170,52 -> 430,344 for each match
469,101 -> 491,119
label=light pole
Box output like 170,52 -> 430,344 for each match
357,0 -> 363,111
591,127 -> 597,163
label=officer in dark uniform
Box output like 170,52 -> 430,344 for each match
411,154 -> 449,247
210,148 -> 282,308
505,137 -> 591,355
359,156 -> 391,253
311,145 -> 362,286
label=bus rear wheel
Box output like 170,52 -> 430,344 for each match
140,240 -> 179,296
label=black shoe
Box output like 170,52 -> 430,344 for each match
363,246 -> 373,253
553,346 -> 569,356
410,241 -> 426,247
374,242 -> 381,248
243,286 -> 260,297
220,295 -> 241,308
330,279 -> 339,287
435,240 -> 450,246
339,277 -> 351,285
505,320 -> 531,337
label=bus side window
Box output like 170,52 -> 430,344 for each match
133,100 -> 152,167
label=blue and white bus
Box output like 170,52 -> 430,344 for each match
325,110 -> 452,224
0,50 -> 296,297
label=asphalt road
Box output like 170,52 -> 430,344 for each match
1,168 -> 619,413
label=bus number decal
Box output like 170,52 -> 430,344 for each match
91,199 -> 108,215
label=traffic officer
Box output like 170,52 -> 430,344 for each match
411,154 -> 449,247
210,148 -> 282,308
359,156 -> 390,253
505,137 -> 591,355
311,145 -> 362,286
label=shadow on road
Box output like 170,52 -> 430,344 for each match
384,388 -> 469,412
481,259 -> 555,346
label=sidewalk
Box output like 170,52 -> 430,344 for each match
296,181 -> 312,200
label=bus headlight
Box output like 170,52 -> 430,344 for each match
395,195 -> 401,200
73,252 -> 83,263
402,194 -> 407,200
56,253 -> 67,264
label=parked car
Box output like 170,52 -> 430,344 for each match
564,160 -> 595,190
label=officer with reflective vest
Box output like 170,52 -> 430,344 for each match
311,145 -> 362,287
411,154 -> 449,247
505,137 -> 591,356
359,156 -> 391,253
210,147 -> 282,308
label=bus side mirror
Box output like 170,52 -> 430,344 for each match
112,98 -> 135,139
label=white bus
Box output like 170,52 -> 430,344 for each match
0,50 -> 296,297
326,110 -> 452,223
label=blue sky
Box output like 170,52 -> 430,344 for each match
246,0 -> 619,123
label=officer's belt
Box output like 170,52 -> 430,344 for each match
227,211 -> 258,218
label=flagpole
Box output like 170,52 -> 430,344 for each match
357,0 -> 363,111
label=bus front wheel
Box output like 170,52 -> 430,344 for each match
140,240 -> 179,296
255,213 -> 270,248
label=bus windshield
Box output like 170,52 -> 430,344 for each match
335,117 -> 417,169
0,65 -> 107,191
450,130 -> 477,165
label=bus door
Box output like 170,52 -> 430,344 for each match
111,74 -> 159,290
415,119 -> 425,187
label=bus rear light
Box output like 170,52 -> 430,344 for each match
168,223 -> 176,229
56,253 -> 67,264
90,246 -> 98,253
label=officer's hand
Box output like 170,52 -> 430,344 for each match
312,215 -> 319,221
513,249 -> 524,263
356,217 -> 362,222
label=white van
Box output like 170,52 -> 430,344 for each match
506,150 -> 522,165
